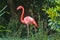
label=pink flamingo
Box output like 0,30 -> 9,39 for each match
17,6 -> 38,38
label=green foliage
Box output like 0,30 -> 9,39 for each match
0,25 -> 5,29
42,0 -> 60,32
1,0 -> 60,40
0,5 -> 7,16
0,0 -> 11,33
55,0 -> 60,4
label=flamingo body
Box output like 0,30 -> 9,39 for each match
17,5 -> 38,38
24,16 -> 38,27
17,6 -> 38,27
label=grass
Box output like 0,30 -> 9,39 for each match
0,32 -> 60,40
0,18 -> 60,40
0,29 -> 60,40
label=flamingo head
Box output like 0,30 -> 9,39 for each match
17,6 -> 23,10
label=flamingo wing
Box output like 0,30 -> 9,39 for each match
24,16 -> 38,27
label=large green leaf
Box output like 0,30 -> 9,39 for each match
0,5 -> 7,16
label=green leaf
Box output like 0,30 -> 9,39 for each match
0,25 -> 5,29
4,30 -> 11,32
6,11 -> 10,14
55,0 -> 60,4
48,22 -> 53,26
0,5 -> 7,13
58,22 -> 60,24
0,12 -> 5,16
56,28 -> 60,32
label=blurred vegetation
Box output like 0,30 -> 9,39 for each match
42,0 -> 60,32
0,0 -> 60,40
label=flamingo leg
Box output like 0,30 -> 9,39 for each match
34,26 -> 37,34
27,24 -> 29,38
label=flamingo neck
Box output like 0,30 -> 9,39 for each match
20,6 -> 24,23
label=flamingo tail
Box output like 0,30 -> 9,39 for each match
32,20 -> 38,27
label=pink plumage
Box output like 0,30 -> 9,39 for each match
17,5 -> 38,27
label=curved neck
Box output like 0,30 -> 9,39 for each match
20,7 -> 24,23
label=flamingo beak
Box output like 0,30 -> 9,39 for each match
17,7 -> 19,10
